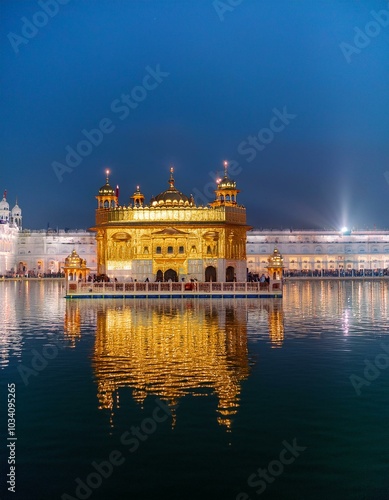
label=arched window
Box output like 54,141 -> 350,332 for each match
104,200 -> 109,208
167,246 -> 173,254
156,246 -> 162,254
207,245 -> 212,254
179,246 -> 184,253
231,194 -> 235,202
226,194 -> 230,202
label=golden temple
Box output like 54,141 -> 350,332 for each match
91,163 -> 250,282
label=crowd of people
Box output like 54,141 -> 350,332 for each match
283,269 -> 389,277
247,273 -> 271,285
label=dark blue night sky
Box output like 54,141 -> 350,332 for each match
1,0 -> 388,230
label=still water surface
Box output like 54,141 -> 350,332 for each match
0,280 -> 388,500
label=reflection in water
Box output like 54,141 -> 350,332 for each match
63,298 -> 286,430
284,280 -> 388,337
3,280 -> 389,499
93,300 -> 250,430
0,283 -> 21,368
0,280 -> 66,368
264,301 -> 284,347
63,302 -> 82,346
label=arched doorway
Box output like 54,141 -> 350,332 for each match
164,269 -> 178,282
156,270 -> 163,282
205,266 -> 217,282
226,266 -> 235,282
18,261 -> 27,273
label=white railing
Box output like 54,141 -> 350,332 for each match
66,281 -> 282,296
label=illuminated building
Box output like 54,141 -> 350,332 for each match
15,229 -> 96,276
0,188 -> 97,277
247,229 -> 389,274
92,164 -> 249,282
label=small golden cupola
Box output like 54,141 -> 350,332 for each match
210,161 -> 240,207
131,185 -> 145,207
266,247 -> 284,280
96,169 -> 118,209
63,249 -> 90,282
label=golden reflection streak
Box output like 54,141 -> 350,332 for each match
264,300 -> 285,347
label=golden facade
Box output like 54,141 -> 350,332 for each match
92,166 -> 249,282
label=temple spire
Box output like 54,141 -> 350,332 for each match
223,160 -> 228,178
105,169 -> 110,184
169,166 -> 175,189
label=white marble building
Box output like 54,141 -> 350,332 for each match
0,190 -> 97,276
247,229 -> 389,274
16,229 -> 97,276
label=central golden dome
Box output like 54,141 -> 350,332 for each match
151,168 -> 195,207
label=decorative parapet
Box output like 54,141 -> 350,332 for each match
95,205 -> 247,226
